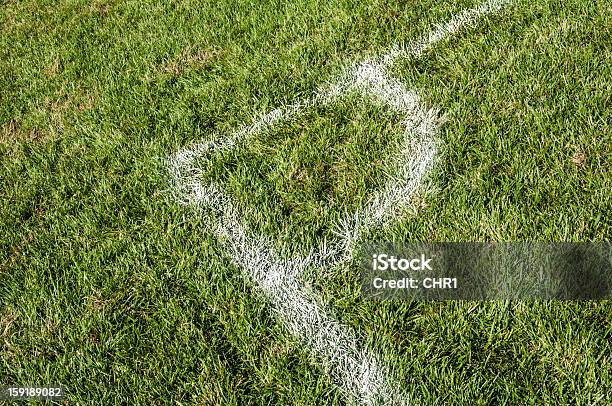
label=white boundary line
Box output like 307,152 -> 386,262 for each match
167,1 -> 513,404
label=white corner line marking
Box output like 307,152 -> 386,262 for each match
166,1 -> 513,404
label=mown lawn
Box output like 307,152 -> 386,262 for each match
1,0 -> 610,404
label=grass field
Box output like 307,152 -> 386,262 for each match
1,0 -> 611,404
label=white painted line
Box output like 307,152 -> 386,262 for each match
309,61 -> 441,272
168,0 -> 512,185
171,63 -> 439,404
167,1 -> 514,404
196,182 -> 407,404
379,0 -> 513,67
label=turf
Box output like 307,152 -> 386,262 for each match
1,0 -> 610,404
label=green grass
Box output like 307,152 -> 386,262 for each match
200,94 -> 406,251
1,0 -> 611,404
